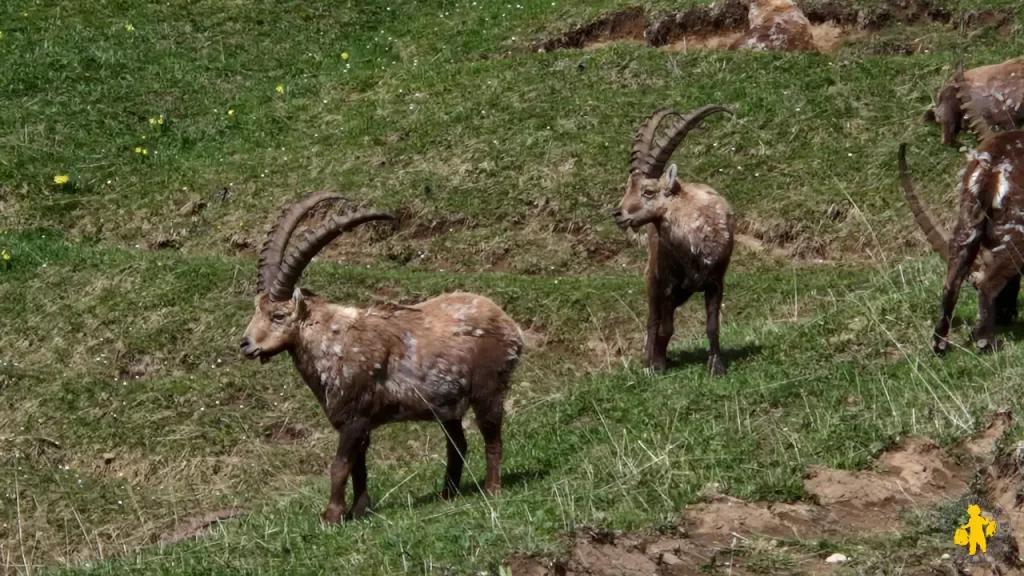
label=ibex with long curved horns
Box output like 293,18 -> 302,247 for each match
924,57 -> 1024,147
899,126 -> 1024,353
612,105 -> 736,375
240,192 -> 524,524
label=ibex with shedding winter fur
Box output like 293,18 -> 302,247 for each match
899,126 -> 1024,353
239,191 -> 524,524
612,105 -> 736,375
924,57 -> 1024,147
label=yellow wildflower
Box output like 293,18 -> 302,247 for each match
135,147 -> 143,154
0,31 -> 4,39
2,250 -> 10,262
158,114 -> 164,125
54,174 -> 69,185
227,109 -> 235,116
342,52 -> 349,61
125,24 -> 134,32
148,118 -> 156,126
142,148 -> 149,155
276,85 -> 285,94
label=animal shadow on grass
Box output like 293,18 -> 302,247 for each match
410,468 -> 549,507
666,343 -> 763,371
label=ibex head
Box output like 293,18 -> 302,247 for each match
923,83 -> 964,147
612,105 -> 732,231
239,191 -> 394,362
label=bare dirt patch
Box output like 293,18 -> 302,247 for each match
531,0 -> 1006,55
160,508 -> 246,546
502,412 -> 1022,576
804,435 -> 971,532
262,420 -> 316,444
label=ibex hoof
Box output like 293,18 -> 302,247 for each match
321,506 -> 344,525
932,337 -> 950,355
976,338 -> 997,353
708,356 -> 727,376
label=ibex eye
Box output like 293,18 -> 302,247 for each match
271,312 -> 287,322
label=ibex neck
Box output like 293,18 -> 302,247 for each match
290,303 -> 363,407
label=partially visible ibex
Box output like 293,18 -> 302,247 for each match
924,57 -> 1024,147
240,191 -> 524,524
612,105 -> 736,375
899,126 -> 1024,353
730,0 -> 816,52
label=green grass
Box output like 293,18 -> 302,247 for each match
3,0 -> 1024,574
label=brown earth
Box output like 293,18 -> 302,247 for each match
530,0 -> 1011,55
501,410 -> 1024,576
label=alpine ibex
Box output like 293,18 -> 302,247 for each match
899,129 -> 1024,353
239,191 -> 524,524
730,0 -> 816,52
612,105 -> 736,375
924,57 -> 1024,147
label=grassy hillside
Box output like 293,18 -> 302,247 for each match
2,0 -> 1024,574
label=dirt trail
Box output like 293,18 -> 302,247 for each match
503,410 -> 1024,576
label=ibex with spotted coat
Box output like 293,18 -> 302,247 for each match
612,105 -> 736,375
899,123 -> 1024,353
924,56 -> 1024,147
239,191 -> 524,524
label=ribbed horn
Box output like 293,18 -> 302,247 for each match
269,209 -> 396,301
955,67 -> 993,142
257,191 -> 344,294
897,143 -> 950,260
645,105 -> 733,178
630,108 -> 682,174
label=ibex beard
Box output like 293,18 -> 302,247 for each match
240,191 -> 524,524
613,105 -> 736,376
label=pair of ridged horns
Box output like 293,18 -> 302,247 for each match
257,191 -> 395,302
630,104 -> 734,177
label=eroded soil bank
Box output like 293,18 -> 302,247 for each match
502,410 -> 1024,576
531,0 -> 1012,55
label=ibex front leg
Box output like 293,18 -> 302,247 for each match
933,228 -> 982,354
322,420 -> 369,525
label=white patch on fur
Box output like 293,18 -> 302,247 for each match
333,345 -> 343,356
992,244 -> 1008,252
994,160 -> 1014,209
969,168 -> 985,196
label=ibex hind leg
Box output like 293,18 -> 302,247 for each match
994,273 -> 1021,326
704,283 -> 726,376
347,434 -> 372,521
472,396 -> 506,497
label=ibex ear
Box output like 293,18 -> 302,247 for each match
292,287 -> 306,315
662,164 -> 679,196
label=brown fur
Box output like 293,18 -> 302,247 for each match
899,132 -> 1024,354
926,57 -> 1024,147
730,0 -> 816,52
613,160 -> 735,375
241,202 -> 523,525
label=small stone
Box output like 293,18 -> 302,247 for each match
825,553 -> 848,564
102,453 -> 115,465
941,553 -> 951,560
661,553 -> 683,566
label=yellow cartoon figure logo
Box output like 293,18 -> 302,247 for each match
955,505 -> 997,555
